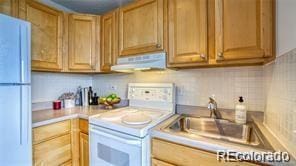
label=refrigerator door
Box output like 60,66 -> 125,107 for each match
0,85 -> 32,165
0,14 -> 30,84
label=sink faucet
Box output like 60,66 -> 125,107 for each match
208,96 -> 222,119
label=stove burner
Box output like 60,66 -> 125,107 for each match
121,112 -> 152,125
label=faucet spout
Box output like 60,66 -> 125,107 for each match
207,96 -> 222,119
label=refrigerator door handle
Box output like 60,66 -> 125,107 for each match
19,25 -> 24,83
20,86 -> 30,145
19,86 -> 23,145
19,23 -> 30,84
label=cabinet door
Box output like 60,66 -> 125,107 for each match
215,0 -> 274,61
33,134 -> 72,166
0,0 -> 18,17
119,0 -> 164,56
167,0 -> 208,67
101,10 -> 118,72
25,0 -> 63,71
79,132 -> 89,166
68,14 -> 97,71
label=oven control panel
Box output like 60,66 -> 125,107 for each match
128,84 -> 174,102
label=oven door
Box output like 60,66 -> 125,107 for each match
90,125 -> 142,166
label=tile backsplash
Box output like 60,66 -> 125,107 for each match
31,51 -> 296,157
264,48 -> 296,158
31,72 -> 92,103
93,66 -> 265,111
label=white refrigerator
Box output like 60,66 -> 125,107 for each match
0,14 -> 32,165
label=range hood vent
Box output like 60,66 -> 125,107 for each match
111,52 -> 166,72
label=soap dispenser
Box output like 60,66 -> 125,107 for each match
235,96 -> 247,124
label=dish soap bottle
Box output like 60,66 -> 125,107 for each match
235,96 -> 247,124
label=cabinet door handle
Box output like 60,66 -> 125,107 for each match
91,64 -> 95,69
200,54 -> 207,60
156,44 -> 161,48
217,52 -> 224,60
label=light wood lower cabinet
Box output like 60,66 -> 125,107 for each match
33,120 -> 72,166
33,119 -> 90,166
152,158 -> 175,166
34,134 -> 72,166
33,120 -> 71,144
79,132 -> 89,166
79,119 -> 89,166
152,138 -> 258,166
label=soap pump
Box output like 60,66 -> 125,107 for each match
235,96 -> 247,124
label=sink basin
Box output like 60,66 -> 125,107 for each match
162,116 -> 273,151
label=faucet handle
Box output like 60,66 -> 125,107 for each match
209,95 -> 216,103
209,94 -> 216,100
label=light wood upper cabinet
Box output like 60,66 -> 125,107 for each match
101,10 -> 118,72
215,0 -> 274,62
0,0 -> 18,17
167,0 -> 208,67
79,132 -> 89,166
119,0 -> 164,56
68,14 -> 99,71
24,0 -> 63,71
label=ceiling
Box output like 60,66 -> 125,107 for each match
51,0 -> 133,14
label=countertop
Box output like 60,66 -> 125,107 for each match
32,105 -> 121,128
152,105 -> 296,164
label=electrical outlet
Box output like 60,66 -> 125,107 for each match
177,85 -> 185,96
109,85 -> 117,91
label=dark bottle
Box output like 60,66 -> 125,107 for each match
88,86 -> 93,105
92,93 -> 99,105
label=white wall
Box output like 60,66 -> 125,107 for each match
276,0 -> 296,56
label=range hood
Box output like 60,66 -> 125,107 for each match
111,52 -> 166,72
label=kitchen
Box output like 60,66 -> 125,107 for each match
0,0 -> 295,165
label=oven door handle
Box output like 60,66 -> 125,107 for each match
90,128 -> 142,146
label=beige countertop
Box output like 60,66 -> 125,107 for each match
32,106 -> 122,128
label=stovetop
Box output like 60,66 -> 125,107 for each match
89,106 -> 174,137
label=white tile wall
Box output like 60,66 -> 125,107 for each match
264,48 -> 296,158
93,66 -> 265,111
31,72 -> 92,103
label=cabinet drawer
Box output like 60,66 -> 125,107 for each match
33,120 -> 71,144
61,160 -> 72,166
152,158 -> 175,166
33,134 -> 72,166
152,139 -> 258,166
79,119 -> 88,134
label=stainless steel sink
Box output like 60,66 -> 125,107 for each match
162,115 -> 274,151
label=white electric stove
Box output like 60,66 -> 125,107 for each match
89,83 -> 175,166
